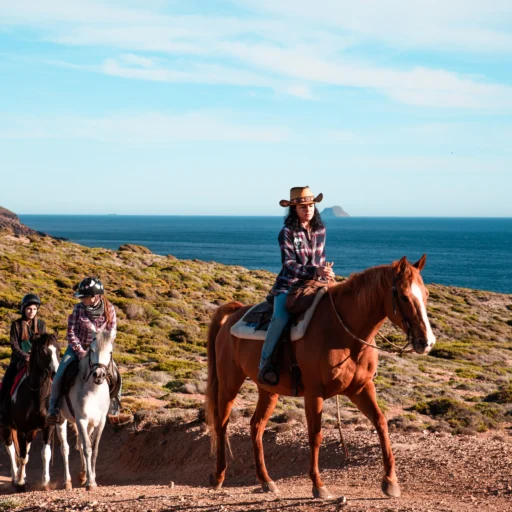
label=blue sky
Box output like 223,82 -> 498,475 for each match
1,0 -> 511,216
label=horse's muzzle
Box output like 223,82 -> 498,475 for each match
93,369 -> 107,385
413,338 -> 431,354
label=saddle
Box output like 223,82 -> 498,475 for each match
230,287 -> 328,341
10,365 -> 27,398
61,359 -> 121,400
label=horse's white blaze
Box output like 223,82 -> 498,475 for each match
48,345 -> 59,373
42,444 -> 51,485
411,283 -> 436,347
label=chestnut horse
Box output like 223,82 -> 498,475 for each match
206,255 -> 436,500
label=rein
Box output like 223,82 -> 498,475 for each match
327,280 -> 412,355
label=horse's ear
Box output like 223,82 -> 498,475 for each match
395,256 -> 408,275
413,254 -> 427,271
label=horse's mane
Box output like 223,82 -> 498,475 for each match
95,330 -> 115,351
331,264 -> 411,311
29,333 -> 60,372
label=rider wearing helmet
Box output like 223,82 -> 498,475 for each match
0,294 -> 46,426
46,277 -> 129,425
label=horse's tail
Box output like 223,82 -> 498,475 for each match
205,301 -> 244,454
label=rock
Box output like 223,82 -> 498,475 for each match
0,206 -> 44,236
321,205 -> 350,217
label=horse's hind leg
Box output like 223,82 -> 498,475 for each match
251,389 -> 279,493
3,427 -> 18,484
211,374 -> 245,490
56,421 -> 72,490
41,426 -> 54,490
348,380 -> 400,498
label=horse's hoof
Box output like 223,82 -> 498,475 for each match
64,480 -> 73,491
86,483 -> 97,491
79,472 -> 87,486
262,481 -> 279,494
381,478 -> 401,498
209,473 -> 223,490
14,483 -> 26,493
42,483 -> 50,492
313,486 -> 334,500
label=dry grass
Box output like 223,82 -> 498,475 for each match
0,232 -> 511,434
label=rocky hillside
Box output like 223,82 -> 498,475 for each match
0,218 -> 510,435
0,207 -> 43,237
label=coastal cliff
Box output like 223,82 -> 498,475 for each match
0,208 -> 510,433
0,206 -> 44,237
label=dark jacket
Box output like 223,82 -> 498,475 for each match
9,318 -> 47,363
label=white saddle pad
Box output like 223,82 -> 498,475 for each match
230,287 -> 328,341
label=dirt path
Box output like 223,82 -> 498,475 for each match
0,419 -> 510,511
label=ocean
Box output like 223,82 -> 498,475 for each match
18,215 -> 512,294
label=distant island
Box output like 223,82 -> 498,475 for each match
321,205 -> 350,217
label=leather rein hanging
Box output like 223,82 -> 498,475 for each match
327,276 -> 413,355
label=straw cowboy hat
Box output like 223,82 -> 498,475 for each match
279,186 -> 323,208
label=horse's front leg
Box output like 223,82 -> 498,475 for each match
304,392 -> 333,500
91,416 -> 106,482
251,389 -> 279,493
41,425 -> 54,490
348,380 -> 401,498
3,427 -> 18,484
15,430 -> 33,488
56,421 -> 72,490
77,419 -> 96,490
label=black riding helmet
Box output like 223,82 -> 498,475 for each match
74,277 -> 105,298
20,293 -> 41,314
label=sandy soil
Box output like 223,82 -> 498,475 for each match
0,418 -> 510,511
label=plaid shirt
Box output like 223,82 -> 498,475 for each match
67,301 -> 116,355
270,225 -> 327,295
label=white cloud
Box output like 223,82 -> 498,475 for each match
1,0 -> 512,108
238,0 -> 512,53
0,111 -> 291,143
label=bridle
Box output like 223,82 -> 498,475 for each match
28,342 -> 56,396
83,348 -> 112,384
327,274 -> 413,355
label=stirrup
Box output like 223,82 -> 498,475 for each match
45,411 -> 60,425
258,364 -> 279,386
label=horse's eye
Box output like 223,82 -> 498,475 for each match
401,295 -> 409,303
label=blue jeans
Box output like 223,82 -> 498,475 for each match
49,346 -> 77,414
259,292 -> 290,371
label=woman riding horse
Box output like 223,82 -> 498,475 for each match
0,294 -> 46,426
46,277 -> 129,426
258,186 -> 334,385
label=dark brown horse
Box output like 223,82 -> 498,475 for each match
206,255 -> 436,499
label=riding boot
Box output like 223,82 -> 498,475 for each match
258,293 -> 289,386
45,395 -> 61,425
107,372 -> 132,426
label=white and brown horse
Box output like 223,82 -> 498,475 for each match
206,255 -> 436,499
